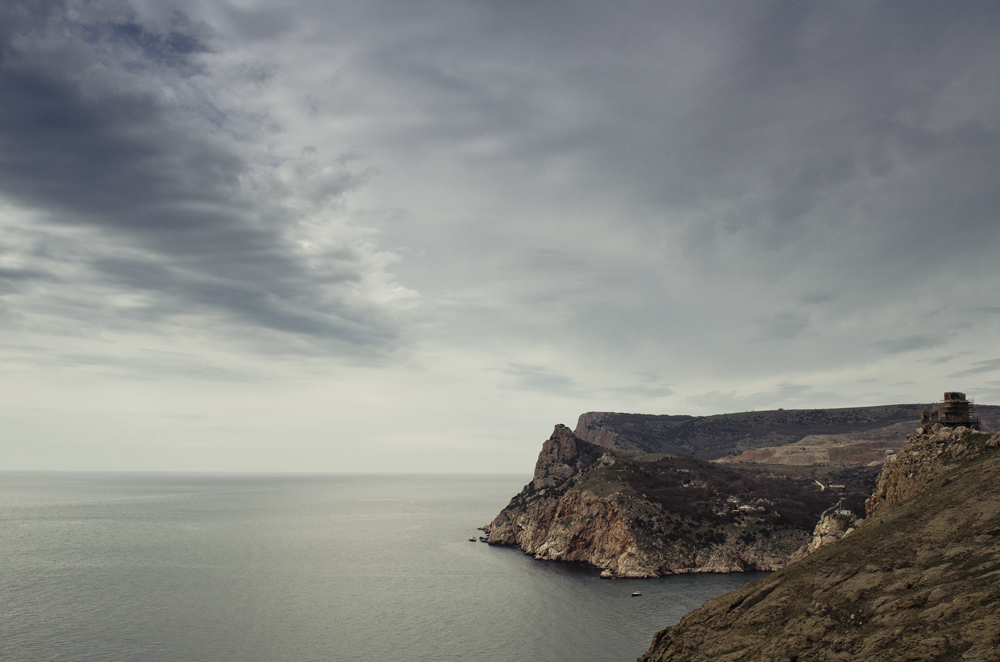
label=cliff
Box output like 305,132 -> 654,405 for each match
638,429 -> 1000,662
529,423 -> 604,489
483,425 -> 862,577
867,424 -> 992,517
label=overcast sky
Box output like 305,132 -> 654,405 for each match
3,0 -> 1000,473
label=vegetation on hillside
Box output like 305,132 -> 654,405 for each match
565,450 -> 875,555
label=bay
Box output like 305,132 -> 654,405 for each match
0,473 -> 767,662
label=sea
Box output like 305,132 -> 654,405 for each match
0,473 -> 768,662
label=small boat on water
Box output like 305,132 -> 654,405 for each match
631,591 -> 642,597
468,537 -> 476,541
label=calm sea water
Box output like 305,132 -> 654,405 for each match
0,473 -> 767,662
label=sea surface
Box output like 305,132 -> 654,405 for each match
0,473 -> 768,662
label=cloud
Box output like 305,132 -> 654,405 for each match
949,358 -> 1000,379
871,334 -> 948,355
502,363 -> 580,395
4,0 -> 1000,471
0,0 -> 413,356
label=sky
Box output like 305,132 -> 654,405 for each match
2,0 -> 1000,473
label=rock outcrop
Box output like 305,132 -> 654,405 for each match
638,429 -> 1000,662
530,423 -> 603,489
787,506 -> 860,564
867,425 -> 999,517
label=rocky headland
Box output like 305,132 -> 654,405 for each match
483,424 -> 871,577
638,428 -> 1000,661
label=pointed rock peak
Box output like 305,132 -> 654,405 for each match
550,423 -> 577,445
532,424 -> 584,491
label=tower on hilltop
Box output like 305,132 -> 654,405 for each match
921,391 -> 981,432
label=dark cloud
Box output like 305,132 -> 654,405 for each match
3,0 -> 1000,405
0,0 -> 406,354
355,0 -> 1000,375
449,1 -> 1000,259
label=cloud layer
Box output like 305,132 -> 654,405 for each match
3,0 -> 1000,471
0,0 -> 412,357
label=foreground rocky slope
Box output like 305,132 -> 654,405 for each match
639,429 -> 1000,662
483,425 -> 867,577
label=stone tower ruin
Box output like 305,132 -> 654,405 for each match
921,391 -> 980,432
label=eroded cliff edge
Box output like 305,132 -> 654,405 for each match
638,428 -> 1000,662
482,424 -> 858,577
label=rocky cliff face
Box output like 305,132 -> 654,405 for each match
638,429 -> 1000,662
573,412 -> 696,453
867,425 -> 999,517
530,423 -> 603,489
485,484 -> 648,576
484,425 -> 823,577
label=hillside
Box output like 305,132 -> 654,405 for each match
638,428 -> 1000,662
483,425 -> 873,577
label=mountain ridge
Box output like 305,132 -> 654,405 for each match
574,404 -> 1000,463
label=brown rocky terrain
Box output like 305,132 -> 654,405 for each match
638,429 -> 1000,662
483,425 -> 866,577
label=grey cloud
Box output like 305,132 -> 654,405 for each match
3,0 -> 1000,395
607,384 -> 674,400
316,0 -> 1000,374
926,352 -> 971,366
332,0 -> 1000,275
759,311 -> 812,341
949,358 -> 1000,378
692,383 -> 847,414
502,363 -> 673,402
503,363 -> 580,395
88,13 -> 214,73
0,0 -> 406,354
220,6 -> 296,41
30,348 -> 256,382
871,334 -> 947,355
